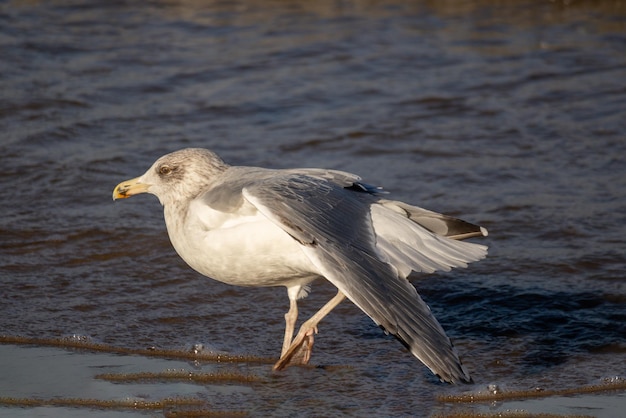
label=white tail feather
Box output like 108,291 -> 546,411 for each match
371,204 -> 487,278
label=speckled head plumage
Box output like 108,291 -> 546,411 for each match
113,148 -> 229,206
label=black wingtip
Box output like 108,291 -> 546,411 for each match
345,181 -> 388,195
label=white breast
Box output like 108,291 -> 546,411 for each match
164,198 -> 319,287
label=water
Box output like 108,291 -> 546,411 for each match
1,0 -> 625,416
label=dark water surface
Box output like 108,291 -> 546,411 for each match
1,0 -> 625,416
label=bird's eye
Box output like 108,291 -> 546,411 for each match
158,165 -> 172,175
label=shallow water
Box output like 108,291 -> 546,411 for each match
1,0 -> 625,416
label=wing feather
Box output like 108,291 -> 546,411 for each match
242,173 -> 476,383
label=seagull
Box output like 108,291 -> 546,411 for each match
112,148 -> 488,383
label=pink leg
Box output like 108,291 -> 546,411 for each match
273,291 -> 346,371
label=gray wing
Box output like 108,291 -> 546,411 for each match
242,173 -> 471,383
200,166 -> 383,213
282,167 -> 360,186
284,168 -> 486,240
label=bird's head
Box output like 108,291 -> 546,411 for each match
112,148 -> 229,207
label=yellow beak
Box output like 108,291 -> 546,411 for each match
112,176 -> 150,200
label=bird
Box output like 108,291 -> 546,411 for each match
112,148 -> 488,383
